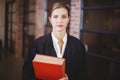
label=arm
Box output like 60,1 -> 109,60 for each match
22,43 -> 37,80
79,42 -> 88,80
70,41 -> 87,80
81,46 -> 88,80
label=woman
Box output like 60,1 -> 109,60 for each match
22,1 -> 87,80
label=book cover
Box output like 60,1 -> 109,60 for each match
32,54 -> 65,80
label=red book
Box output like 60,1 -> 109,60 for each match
32,54 -> 65,80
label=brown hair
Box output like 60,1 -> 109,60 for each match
48,1 -> 70,17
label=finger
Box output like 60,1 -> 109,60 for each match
65,74 -> 68,80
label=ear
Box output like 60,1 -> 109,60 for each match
48,17 -> 51,23
68,16 -> 70,23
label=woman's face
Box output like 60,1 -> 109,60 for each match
49,8 -> 69,32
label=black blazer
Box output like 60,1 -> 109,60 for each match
22,33 -> 87,80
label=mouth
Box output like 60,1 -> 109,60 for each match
57,25 -> 63,27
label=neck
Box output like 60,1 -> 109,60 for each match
52,31 -> 66,40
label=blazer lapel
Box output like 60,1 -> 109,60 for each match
63,35 -> 72,58
45,33 -> 57,57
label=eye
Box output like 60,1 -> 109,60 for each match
62,15 -> 67,19
53,15 -> 58,18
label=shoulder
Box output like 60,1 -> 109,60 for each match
68,35 -> 87,55
68,35 -> 82,43
32,33 -> 52,46
68,34 -> 85,48
35,33 -> 51,41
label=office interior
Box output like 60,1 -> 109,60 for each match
0,0 -> 120,80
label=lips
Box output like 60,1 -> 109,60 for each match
57,25 -> 63,27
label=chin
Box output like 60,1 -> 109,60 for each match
56,28 -> 62,31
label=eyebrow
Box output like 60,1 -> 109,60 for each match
53,14 -> 68,16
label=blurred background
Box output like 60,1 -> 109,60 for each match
0,0 -> 120,80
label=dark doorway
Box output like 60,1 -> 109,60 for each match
5,1 -> 16,53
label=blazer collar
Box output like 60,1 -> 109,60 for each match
46,33 -> 71,58
45,33 -> 57,57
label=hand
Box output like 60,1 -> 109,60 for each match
59,74 -> 68,80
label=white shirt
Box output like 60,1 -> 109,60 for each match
51,32 -> 67,58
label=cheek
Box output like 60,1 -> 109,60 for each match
49,19 -> 54,24
50,20 -> 57,27
66,19 -> 69,24
51,20 -> 56,25
50,18 -> 56,23
49,18 -> 54,23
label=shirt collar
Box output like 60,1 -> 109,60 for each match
51,32 -> 67,43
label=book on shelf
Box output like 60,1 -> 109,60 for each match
32,54 -> 65,80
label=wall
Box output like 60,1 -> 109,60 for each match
0,0 -> 5,48
15,0 -> 24,56
35,0 -> 45,38
69,0 -> 81,39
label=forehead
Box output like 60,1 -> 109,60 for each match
51,8 -> 68,15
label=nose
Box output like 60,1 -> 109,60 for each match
57,17 -> 63,23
